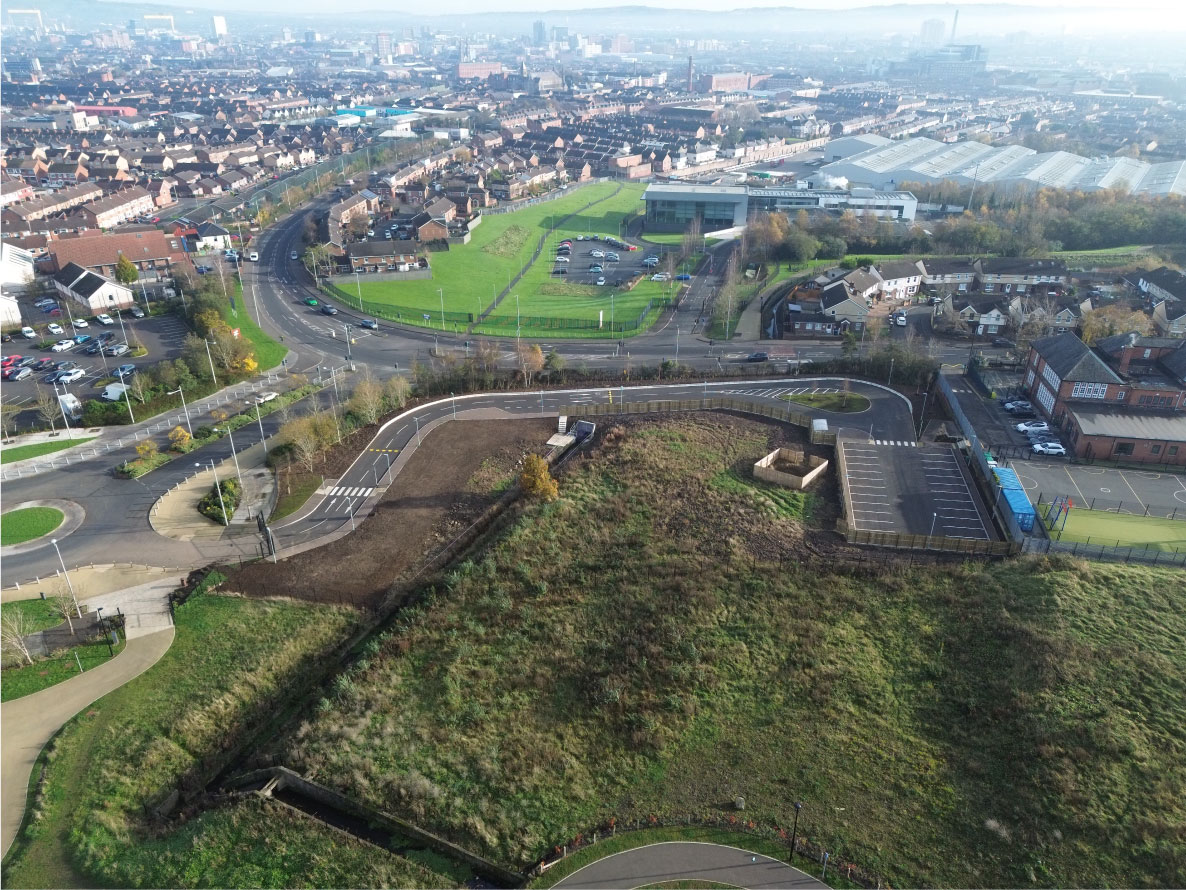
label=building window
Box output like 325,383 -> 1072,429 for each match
1041,364 -> 1061,390
1116,390 -> 1126,400
1037,383 -> 1056,414
1152,444 -> 1162,455
1114,442 -> 1135,456
1071,382 -> 1108,399
1171,446 -> 1180,456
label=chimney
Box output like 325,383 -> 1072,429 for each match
951,9 -> 959,42
1117,331 -> 1139,374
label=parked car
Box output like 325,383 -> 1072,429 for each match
95,313 -> 114,325
0,355 -> 19,367
8,366 -> 31,381
47,323 -> 64,335
34,298 -> 55,308
129,306 -> 145,318
590,265 -> 604,274
72,318 -> 88,329
42,370 -> 65,383
554,256 -> 569,264
675,273 -> 691,281
253,391 -> 279,404
58,368 -> 85,384
590,249 -> 604,258
1032,442 -> 1067,456
607,253 -> 620,262
360,319 -> 379,330
56,361 -> 79,371
1009,409 -> 1036,419
651,273 -> 670,282
747,352 -> 769,362
14,356 -> 35,368
20,326 -> 36,339
32,358 -> 56,371
113,363 -> 137,378
1004,401 -> 1032,412
51,339 -> 75,352
105,343 -> 129,356
1016,420 -> 1049,433
596,277 -> 606,286
992,337 -> 1016,348
74,334 -> 91,345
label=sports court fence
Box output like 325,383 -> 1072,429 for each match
1021,536 -> 1186,566
1033,490 -> 1186,521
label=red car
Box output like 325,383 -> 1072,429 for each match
627,244 -> 638,251
1,355 -> 21,367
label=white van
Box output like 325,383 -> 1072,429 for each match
248,251 -> 259,262
101,383 -> 129,402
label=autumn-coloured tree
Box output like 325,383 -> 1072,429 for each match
518,343 -> 545,385
1079,304 -> 1154,345
114,254 -> 139,285
136,439 -> 159,461
168,426 -> 192,452
520,454 -> 558,501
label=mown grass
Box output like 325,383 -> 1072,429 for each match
2,636 -> 126,703
778,391 -> 870,413
1,437 -> 96,465
0,599 -> 67,634
0,507 -> 64,546
269,414 -> 1186,888
271,471 -> 324,521
228,283 -> 288,370
1,593 -> 361,890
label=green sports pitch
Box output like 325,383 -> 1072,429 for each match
1051,508 -> 1186,553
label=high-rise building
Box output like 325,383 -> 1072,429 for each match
551,26 -> 568,42
376,31 -> 392,58
533,20 -> 546,45
920,18 -> 945,43
212,15 -> 227,38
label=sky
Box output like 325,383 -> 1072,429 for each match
156,0 -> 1186,12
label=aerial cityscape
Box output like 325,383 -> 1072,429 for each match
1,1 -> 1184,888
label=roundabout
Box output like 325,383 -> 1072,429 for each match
0,499 -> 84,553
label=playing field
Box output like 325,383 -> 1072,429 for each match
1052,508 -> 1186,552
343,182 -> 655,336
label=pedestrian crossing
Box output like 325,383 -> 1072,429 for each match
327,485 -> 373,499
873,440 -> 918,447
721,386 -> 839,398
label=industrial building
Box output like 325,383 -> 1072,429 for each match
817,136 -> 1186,196
642,182 -> 918,232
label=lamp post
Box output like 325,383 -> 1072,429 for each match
451,392 -> 456,419
414,414 -> 421,445
167,386 -> 193,437
204,338 -> 218,384
789,802 -> 803,863
438,287 -> 446,332
354,269 -> 364,314
212,426 -> 243,490
54,383 -> 74,440
255,403 -> 268,454
198,460 -> 230,525
929,511 -> 938,544
50,537 -> 81,618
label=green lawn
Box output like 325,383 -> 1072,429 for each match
346,183 -> 652,336
1050,508 -> 1186,552
641,233 -> 722,247
229,283 -> 288,370
2,636 -> 126,703
1,438 -> 97,465
1,592 -> 361,890
778,391 -> 871,413
0,599 -> 70,634
1,507 -> 64,546
262,413 -> 1186,888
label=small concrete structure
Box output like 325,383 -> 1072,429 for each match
754,448 -> 828,490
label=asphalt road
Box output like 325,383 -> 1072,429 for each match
551,841 -> 829,889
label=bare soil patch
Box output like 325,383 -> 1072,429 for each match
224,418 -> 554,608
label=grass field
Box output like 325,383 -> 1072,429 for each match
0,593 -> 362,889
270,471 -> 323,521
1,438 -> 97,465
264,413 -> 1186,887
778,391 -> 870,413
1051,508 -> 1186,552
0,599 -> 68,635
230,283 -> 288,370
1,507 -> 64,546
2,636 -> 126,702
340,183 -> 665,338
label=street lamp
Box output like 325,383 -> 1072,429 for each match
438,287 -> 446,332
167,386 -> 193,437
50,537 -> 81,618
53,383 -> 75,440
354,269 -> 364,314
197,460 -> 230,525
789,802 -> 803,863
255,403 -> 268,454
212,426 -> 243,490
929,511 -> 938,543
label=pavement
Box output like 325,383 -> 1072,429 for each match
551,841 -> 829,889
150,441 -> 275,541
3,563 -> 181,604
1,626 -> 176,858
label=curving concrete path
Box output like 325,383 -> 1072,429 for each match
1,625 -> 175,858
552,841 -> 829,889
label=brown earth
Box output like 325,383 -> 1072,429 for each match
222,418 -> 554,609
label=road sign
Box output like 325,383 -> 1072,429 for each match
422,313 -> 431,321
231,328 -> 241,339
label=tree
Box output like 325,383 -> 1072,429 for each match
841,330 -> 858,358
114,254 -> 139,285
1,607 -> 36,666
283,416 -> 322,473
136,439 -> 159,462
48,578 -> 80,634
0,400 -> 19,440
544,350 -> 566,373
168,426 -> 192,452
34,385 -> 61,433
518,343 -> 545,385
519,453 -> 558,501
1079,305 -> 1154,345
348,368 -> 385,425
380,375 -> 408,412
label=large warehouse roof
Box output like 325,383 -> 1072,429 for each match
818,136 -> 1186,196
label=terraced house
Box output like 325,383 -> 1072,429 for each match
1024,331 -> 1186,464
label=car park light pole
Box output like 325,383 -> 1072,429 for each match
197,460 -> 229,526
789,802 -> 803,862
167,386 -> 193,437
53,382 -> 75,439
354,269 -> 365,314
438,287 -> 446,332
255,403 -> 268,455
50,537 -> 82,618
213,426 -> 244,491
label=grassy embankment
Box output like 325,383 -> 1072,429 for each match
265,414 -> 1185,888
0,593 -> 447,889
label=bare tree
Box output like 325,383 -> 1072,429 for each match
1,608 -> 36,666
384,375 -> 411,410
48,578 -> 80,634
34,385 -> 61,434
0,399 -> 20,440
282,416 -> 322,474
348,368 -> 385,425
517,343 -> 545,385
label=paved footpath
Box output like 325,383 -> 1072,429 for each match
552,841 -> 830,889
1,624 -> 175,857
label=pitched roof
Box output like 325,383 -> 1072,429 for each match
49,230 -> 187,271
875,259 -> 926,281
1031,332 -> 1123,384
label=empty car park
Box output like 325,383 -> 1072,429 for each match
840,440 -> 996,540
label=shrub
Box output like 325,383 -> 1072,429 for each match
197,478 -> 242,525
